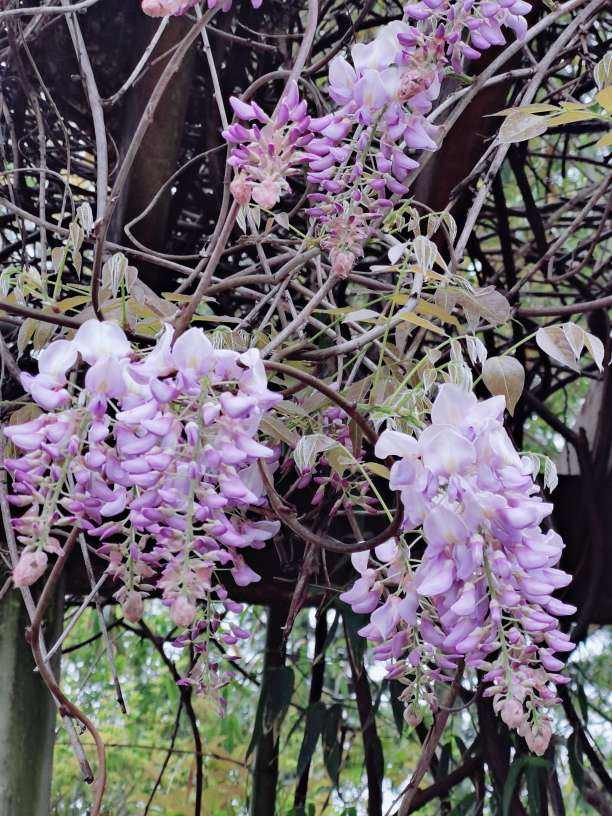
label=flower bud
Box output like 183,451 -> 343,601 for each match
500,697 -> 524,729
330,250 -> 355,279
230,173 -> 253,206
170,595 -> 197,628
12,549 -> 48,587
141,0 -> 167,16
404,707 -> 423,727
252,178 -> 282,209
525,719 -> 552,756
122,591 -> 144,624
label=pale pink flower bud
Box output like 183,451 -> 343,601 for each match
141,0 -> 170,17
142,0 -> 196,15
500,697 -> 524,729
122,591 -> 144,624
13,549 -> 48,587
404,707 -> 423,727
230,173 -> 253,206
251,178 -> 282,209
330,250 -> 355,279
170,595 -> 197,628
525,720 -> 552,755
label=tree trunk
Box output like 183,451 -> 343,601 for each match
250,604 -> 288,816
0,587 -> 63,816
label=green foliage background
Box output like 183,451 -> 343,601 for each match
51,601 -> 610,815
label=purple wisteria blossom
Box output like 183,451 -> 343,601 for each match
340,383 -> 573,754
224,1 -> 531,278
142,0 -> 263,17
224,81 -> 312,210
5,320 -> 281,686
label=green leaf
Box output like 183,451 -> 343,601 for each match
321,610 -> 340,654
246,686 -> 266,761
263,666 -> 295,735
437,742 -> 452,781
526,764 -> 542,816
454,735 -> 469,758
247,666 -> 295,759
296,701 -> 326,778
575,682 -> 589,725
449,794 -> 478,816
341,604 -> 368,667
502,755 -> 548,816
567,732 -> 585,792
322,703 -> 343,786
388,680 -> 404,737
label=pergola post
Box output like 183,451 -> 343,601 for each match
0,587 -> 63,816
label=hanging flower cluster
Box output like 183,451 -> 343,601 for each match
224,81 -> 311,210
5,320 -> 281,638
142,0 -> 262,17
312,0 -> 532,190
340,384 -> 574,755
224,1 -> 531,276
404,0 -> 532,59
280,404 -> 378,516
306,2 -> 530,266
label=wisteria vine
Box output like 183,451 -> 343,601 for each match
3,0 -> 592,777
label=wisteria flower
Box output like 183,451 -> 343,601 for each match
341,383 -> 572,752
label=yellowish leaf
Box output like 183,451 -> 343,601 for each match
482,356 -> 525,416
596,86 -> 612,113
17,317 -> 36,355
364,462 -> 391,480
33,321 -> 55,351
594,55 -> 612,90
493,104 -> 558,115
559,101 -> 589,111
415,299 -> 460,328
545,111 -> 599,125
124,300 -> 161,320
162,292 -> 215,303
260,416 -> 298,447
498,111 -> 549,143
315,306 -> 359,316
9,404 -> 42,426
3,404 -> 42,457
396,310 -> 446,336
192,314 -> 240,324
342,308 -> 380,323
56,295 -> 91,312
161,292 -> 194,303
